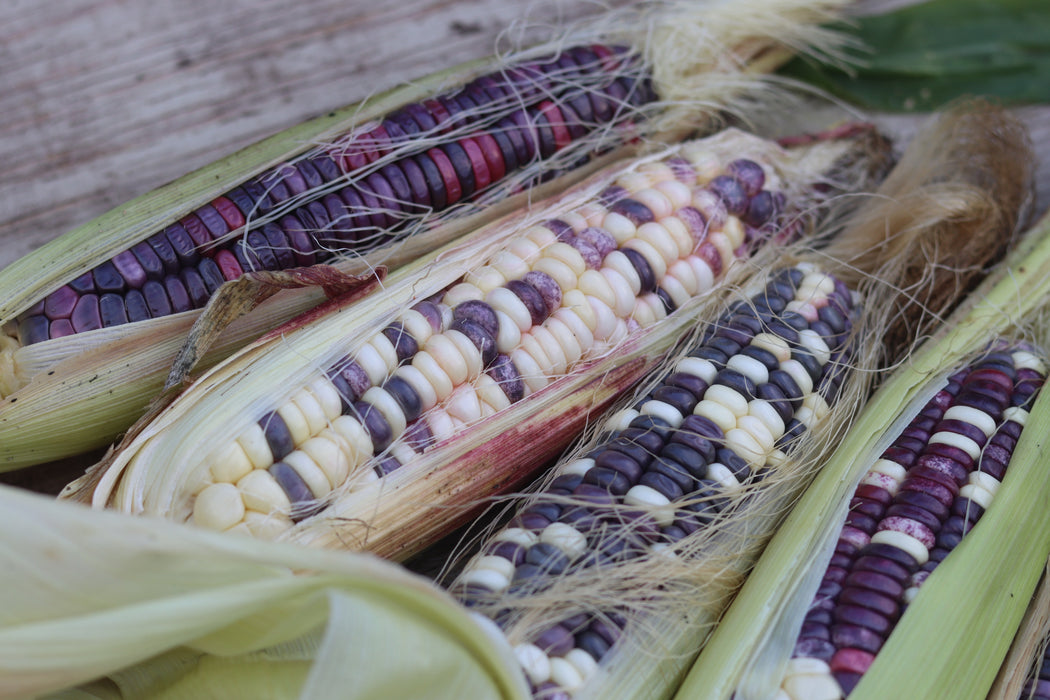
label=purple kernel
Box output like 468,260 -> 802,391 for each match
70,294 -> 101,333
487,354 -> 525,403
832,604 -> 892,635
453,299 -> 499,338
610,198 -> 655,225
505,279 -> 548,326
792,637 -> 835,662
726,159 -> 766,196
43,285 -> 78,320
844,570 -> 904,599
522,271 -> 562,315
99,293 -> 128,327
706,176 -> 749,216
111,251 -> 147,289
533,624 -> 575,656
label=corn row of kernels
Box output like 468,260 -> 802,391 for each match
450,264 -> 859,698
779,344 -> 1046,700
190,146 -> 790,539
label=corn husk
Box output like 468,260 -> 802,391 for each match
0,0 -> 851,470
675,209 -> 1050,699
73,126 -> 887,561
0,483 -> 527,700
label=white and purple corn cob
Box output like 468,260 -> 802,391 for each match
189,145 -> 795,539
17,45 -> 655,345
779,344 -> 1047,700
450,263 -> 859,698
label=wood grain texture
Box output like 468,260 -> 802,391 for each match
1,0 -> 1048,271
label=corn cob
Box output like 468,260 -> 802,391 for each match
450,262 -> 859,698
0,0 -> 853,471
774,344 -> 1045,699
82,126 -> 883,555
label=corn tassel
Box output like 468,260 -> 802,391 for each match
0,0 -> 851,471
676,209 -> 1050,700
76,126 -> 886,560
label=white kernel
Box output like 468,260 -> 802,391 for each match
237,469 -> 291,514
445,329 -> 483,381
693,399 -> 737,433
623,237 -> 668,281
862,470 -> 901,495
752,333 -> 791,363
624,484 -> 674,526
1012,349 -> 1046,374
486,286 -> 533,333
329,415 -> 374,462
283,450 -> 333,497
676,356 -> 718,383
870,458 -> 908,483
361,386 -> 408,438
519,332 -> 552,372
707,462 -> 742,490
969,470 -> 1001,492
602,211 -> 637,244
1003,406 -> 1030,427
602,250 -> 642,296
533,327 -> 570,376
781,671 -> 842,700
722,216 -> 745,249
779,359 -> 814,394
667,259 -> 699,296
726,354 -> 770,385
801,272 -> 836,297
564,648 -> 599,681
393,364 -> 438,412
545,318 -> 583,367
903,585 -> 920,605
291,388 -> 329,436
871,529 -> 929,565
654,179 -> 692,210
490,250 -> 530,281
795,406 -> 818,428
541,522 -> 589,560
507,237 -> 543,265
441,282 -> 485,308
543,242 -> 587,277
446,384 -> 484,424
588,295 -> 619,341
661,215 -> 695,258
686,255 -> 716,291
616,170 -> 652,192
560,211 -> 589,233
727,425 -> 767,463
929,430 -> 981,461
559,457 -> 596,477
424,407 -> 457,442
767,449 -> 789,469
959,483 -> 995,510
237,423 -> 275,469
531,257 -> 579,292
207,441 -> 254,484
423,334 -> 469,386
301,435 -> 351,489
642,399 -> 685,428
639,160 -> 675,183
578,202 -> 606,227
464,265 -> 507,293
708,231 -> 736,270
786,657 -> 832,676
494,309 -> 522,354
515,644 -> 552,685
495,527 -> 539,547
661,274 -> 692,310
631,296 -> 657,327
681,145 -> 722,181
368,331 -> 400,373
242,509 -> 294,540
803,393 -> 830,420
797,329 -> 831,365
354,342 -> 389,386
600,267 -> 638,319
305,375 -> 344,421
561,289 -> 596,331
705,383 -> 749,417
785,300 -> 819,322
274,400 -> 311,446
192,483 -> 246,531
511,347 -> 549,395
554,308 -> 595,355
748,399 -> 786,438
476,373 -> 511,412
943,405 -> 997,438
461,567 -> 511,592
475,554 -> 517,580
550,657 -> 585,692
634,188 -> 673,221
523,225 -> 558,248
399,309 -> 435,345
578,268 -> 616,309
739,413 -> 775,451
604,408 -> 641,432
390,441 -> 418,467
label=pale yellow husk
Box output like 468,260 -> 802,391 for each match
0,0 -> 853,471
0,483 -> 528,700
675,209 -> 1050,700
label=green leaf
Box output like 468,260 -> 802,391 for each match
780,0 -> 1050,111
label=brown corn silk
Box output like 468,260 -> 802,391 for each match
437,103 -> 1032,700
674,119 -> 1049,700
75,126 -> 886,563
0,0 -> 850,471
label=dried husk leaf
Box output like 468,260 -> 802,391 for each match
0,0 -> 852,470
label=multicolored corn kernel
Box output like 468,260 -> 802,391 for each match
449,263 -> 860,697
779,343 -> 1046,699
187,143 -> 802,540
17,44 -> 655,345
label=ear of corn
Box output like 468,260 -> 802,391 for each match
76,126 -> 886,560
676,208 -> 1050,700
0,0 -> 855,471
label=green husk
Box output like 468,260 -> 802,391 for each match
0,482 -> 525,700
675,209 -> 1050,700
